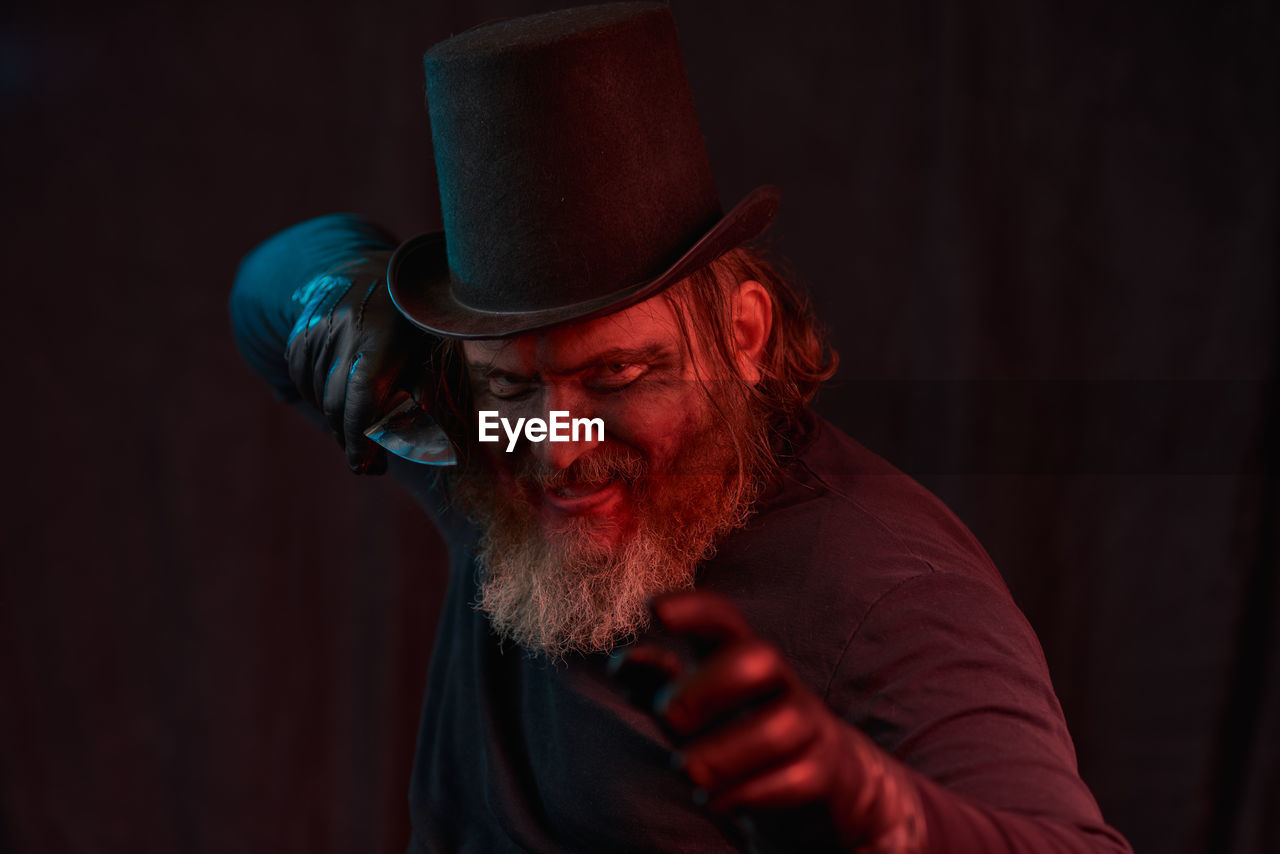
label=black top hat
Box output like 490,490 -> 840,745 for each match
388,2 -> 780,339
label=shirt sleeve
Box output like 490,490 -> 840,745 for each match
229,214 -> 472,548
829,570 -> 1133,853
228,213 -> 399,398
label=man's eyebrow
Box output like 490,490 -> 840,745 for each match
466,361 -> 527,379
557,343 -> 674,375
465,343 -> 675,378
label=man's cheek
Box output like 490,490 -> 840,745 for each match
475,442 -> 527,504
639,417 -> 707,474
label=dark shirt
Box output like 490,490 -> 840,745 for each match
230,215 -> 1132,853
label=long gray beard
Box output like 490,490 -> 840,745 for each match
464,415 -> 765,660
471,470 -> 758,662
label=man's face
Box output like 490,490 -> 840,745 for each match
463,294 -> 722,541
458,287 -> 766,659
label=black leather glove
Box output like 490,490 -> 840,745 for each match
283,252 -> 437,475
611,591 -> 927,853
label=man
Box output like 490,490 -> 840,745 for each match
230,4 -> 1132,851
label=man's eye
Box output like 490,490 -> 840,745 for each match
586,362 -> 646,392
487,375 -> 534,399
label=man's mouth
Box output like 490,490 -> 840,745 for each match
540,479 -> 625,515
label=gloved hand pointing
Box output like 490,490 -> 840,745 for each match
612,591 -> 928,853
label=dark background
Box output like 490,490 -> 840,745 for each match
4,0 -> 1277,851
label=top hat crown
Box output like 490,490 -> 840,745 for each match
388,2 -> 779,339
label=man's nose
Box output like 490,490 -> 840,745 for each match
533,384 -> 602,470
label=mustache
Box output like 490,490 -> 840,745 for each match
516,445 -> 647,491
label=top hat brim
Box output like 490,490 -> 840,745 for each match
387,185 -> 781,340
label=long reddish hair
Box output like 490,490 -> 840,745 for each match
661,244 -> 838,441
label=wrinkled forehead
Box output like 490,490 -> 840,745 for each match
460,290 -> 687,374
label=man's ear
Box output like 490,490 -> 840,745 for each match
731,280 -> 772,386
